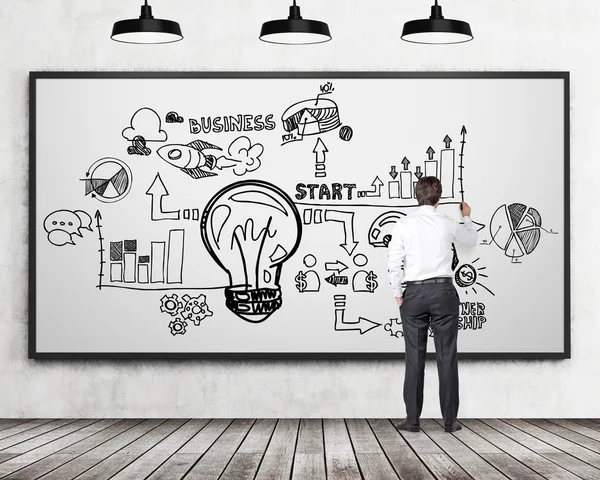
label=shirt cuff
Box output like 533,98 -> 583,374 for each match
462,215 -> 472,222
393,288 -> 403,298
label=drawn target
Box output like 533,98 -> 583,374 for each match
83,157 -> 133,203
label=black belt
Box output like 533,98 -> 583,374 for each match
406,277 -> 453,285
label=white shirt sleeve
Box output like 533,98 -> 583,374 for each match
387,221 -> 405,298
452,215 -> 478,247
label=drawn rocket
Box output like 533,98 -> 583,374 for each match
157,140 -> 240,179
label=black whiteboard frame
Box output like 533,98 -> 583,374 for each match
29,71 -> 571,361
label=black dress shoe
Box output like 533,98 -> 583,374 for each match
444,422 -> 462,433
395,420 -> 420,432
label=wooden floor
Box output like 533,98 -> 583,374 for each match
0,419 -> 599,479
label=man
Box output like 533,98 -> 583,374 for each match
388,176 -> 477,433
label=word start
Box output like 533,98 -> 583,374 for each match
295,183 -> 358,201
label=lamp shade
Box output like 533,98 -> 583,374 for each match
401,2 -> 473,45
260,2 -> 331,45
111,2 -> 183,44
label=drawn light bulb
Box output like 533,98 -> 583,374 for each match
201,180 -> 302,323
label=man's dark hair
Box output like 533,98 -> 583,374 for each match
415,176 -> 442,206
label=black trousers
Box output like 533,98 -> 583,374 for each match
400,281 -> 460,426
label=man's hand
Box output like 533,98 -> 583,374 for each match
396,297 -> 403,307
460,202 -> 472,217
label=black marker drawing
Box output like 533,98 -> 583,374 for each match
324,210 -> 359,256
146,173 -> 181,221
124,239 -> 137,252
333,294 -> 381,334
385,318 -> 403,338
151,242 -> 166,283
160,294 -> 183,316
352,270 -> 378,293
82,158 -> 133,203
95,210 -> 104,290
389,166 -> 398,180
165,111 -> 184,123
368,211 -> 406,248
201,180 -> 302,323
169,318 -> 188,336
139,256 -> 150,263
444,135 -> 452,149
353,253 -> 368,268
458,126 -> 467,202
158,293 -> 213,336
181,294 -> 213,325
325,274 -> 348,287
339,125 -> 353,141
157,136 -> 264,178
427,146 -> 435,160
414,166 -> 423,180
122,107 -> 168,143
325,260 -> 348,274
43,209 -> 93,247
360,177 -> 383,198
459,301 -> 488,330
166,230 -> 185,284
454,257 -> 495,296
313,137 -> 328,178
110,241 -> 123,261
489,203 -> 549,261
295,254 -> 321,293
127,135 -> 152,156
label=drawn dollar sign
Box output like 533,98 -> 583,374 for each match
460,270 -> 474,282
366,271 -> 378,293
295,271 -> 307,293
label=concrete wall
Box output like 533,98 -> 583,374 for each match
0,0 -> 595,417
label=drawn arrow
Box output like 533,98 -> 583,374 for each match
401,157 -> 411,171
146,173 -> 181,221
324,210 -> 359,256
426,146 -> 435,160
458,125 -> 467,203
325,260 -> 349,274
334,309 -> 381,334
414,166 -> 423,179
444,135 -> 452,148
313,137 -> 328,164
389,165 -> 398,179
95,210 -> 105,290
365,176 -> 383,198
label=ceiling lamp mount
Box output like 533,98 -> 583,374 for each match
401,0 -> 473,45
111,1 -> 183,44
260,1 -> 331,45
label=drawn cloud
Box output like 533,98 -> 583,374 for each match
122,107 -> 168,142
227,136 -> 264,176
165,111 -> 184,123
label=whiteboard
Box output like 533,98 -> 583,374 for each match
29,72 -> 570,359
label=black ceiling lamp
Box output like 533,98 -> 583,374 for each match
401,1 -> 473,45
111,1 -> 183,44
260,1 -> 331,45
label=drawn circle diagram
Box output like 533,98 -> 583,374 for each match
84,158 -> 132,203
490,203 -> 542,258
455,264 -> 477,287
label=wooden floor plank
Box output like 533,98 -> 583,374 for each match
0,420 -> 75,450
184,419 -> 255,480
292,454 -> 326,480
540,452 -> 600,480
531,419 -> 600,452
479,453 -> 545,480
219,453 -> 263,480
323,419 -> 361,480
0,419 -> 119,479
0,453 -> 19,465
548,419 -> 600,441
255,419 -> 299,480
346,419 -> 399,479
108,419 -> 208,480
570,419 -> 600,433
295,419 -> 324,455
75,419 -> 186,480
0,420 -> 52,441
146,419 -> 232,479
37,419 -> 163,480
368,419 -> 434,480
0,421 -> 32,434
421,419 -> 508,480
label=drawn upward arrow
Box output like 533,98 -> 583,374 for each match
426,146 -> 435,160
459,125 -> 467,202
313,137 -> 328,163
95,210 -> 105,290
389,166 -> 398,179
414,166 -> 423,179
146,173 -> 181,221
334,309 -> 381,334
325,210 -> 359,256
444,135 -> 452,148
365,176 -> 383,197
325,260 -> 349,274
401,157 -> 411,171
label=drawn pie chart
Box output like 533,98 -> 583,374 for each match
490,203 -> 542,258
83,158 -> 132,203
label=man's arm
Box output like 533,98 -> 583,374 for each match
387,221 -> 405,303
453,202 -> 478,247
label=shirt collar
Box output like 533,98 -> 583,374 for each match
419,205 -> 437,214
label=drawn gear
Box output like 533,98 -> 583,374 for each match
182,294 -> 213,326
160,294 -> 183,316
168,318 -> 187,335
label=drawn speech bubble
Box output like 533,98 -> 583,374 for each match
44,210 -> 82,237
48,230 -> 75,247
74,210 -> 93,235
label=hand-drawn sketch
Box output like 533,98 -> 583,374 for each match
368,211 -> 406,248
181,294 -> 213,325
165,111 -> 184,123
95,211 -> 105,289
325,274 -> 349,287
201,180 -> 302,323
157,136 -> 264,179
127,135 -> 152,156
358,177 -> 384,198
454,257 -> 495,296
339,125 -> 353,141
489,203 -> 552,262
158,293 -> 213,336
82,158 -> 133,203
324,210 -> 358,256
169,318 -> 188,336
122,107 -> 168,143
313,137 -> 328,178
295,254 -> 321,293
146,173 -> 181,221
43,209 -> 93,247
385,318 -> 403,338
460,301 -> 488,330
352,270 -> 378,293
333,294 -> 381,334
160,294 -> 183,316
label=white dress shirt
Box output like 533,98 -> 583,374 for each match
387,205 -> 478,298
